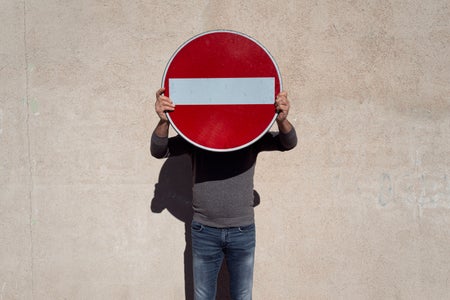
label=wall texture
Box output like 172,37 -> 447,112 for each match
1,0 -> 449,299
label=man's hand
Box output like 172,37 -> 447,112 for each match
155,87 -> 175,121
275,91 -> 290,122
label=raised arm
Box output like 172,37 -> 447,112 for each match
153,87 -> 175,138
273,91 -> 297,150
151,88 -> 175,158
275,91 -> 295,135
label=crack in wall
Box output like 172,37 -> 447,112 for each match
23,0 -> 34,299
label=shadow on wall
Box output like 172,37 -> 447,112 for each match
151,153 -> 237,300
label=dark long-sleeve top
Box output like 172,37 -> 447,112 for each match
151,127 -> 297,228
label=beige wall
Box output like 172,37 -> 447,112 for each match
1,0 -> 449,299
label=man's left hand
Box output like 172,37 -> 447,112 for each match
275,91 -> 290,122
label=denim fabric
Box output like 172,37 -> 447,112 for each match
191,221 -> 256,300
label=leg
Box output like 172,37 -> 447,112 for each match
225,224 -> 256,300
191,221 -> 223,300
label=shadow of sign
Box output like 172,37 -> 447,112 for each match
152,153 -> 260,299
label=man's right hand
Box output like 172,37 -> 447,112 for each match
155,88 -> 175,121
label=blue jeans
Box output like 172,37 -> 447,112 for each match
191,221 -> 256,300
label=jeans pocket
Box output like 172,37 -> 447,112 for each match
191,221 -> 204,232
238,223 -> 255,233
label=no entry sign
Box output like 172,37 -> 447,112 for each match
162,30 -> 281,152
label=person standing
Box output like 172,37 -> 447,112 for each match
151,87 -> 297,300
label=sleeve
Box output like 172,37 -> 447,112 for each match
278,126 -> 298,150
150,133 -> 192,159
255,126 -> 298,152
150,132 -> 169,158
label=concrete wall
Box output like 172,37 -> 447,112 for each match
1,0 -> 449,299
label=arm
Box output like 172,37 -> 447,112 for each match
275,91 -> 293,134
150,88 -> 175,158
153,87 -> 174,138
255,91 -> 298,152
275,91 -> 297,149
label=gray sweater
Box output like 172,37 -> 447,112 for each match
151,128 -> 297,228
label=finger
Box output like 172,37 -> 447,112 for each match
276,95 -> 288,105
275,100 -> 288,109
275,105 -> 285,114
157,93 -> 175,106
156,87 -> 165,98
276,91 -> 288,99
161,98 -> 175,108
276,100 -> 288,108
162,103 -> 175,111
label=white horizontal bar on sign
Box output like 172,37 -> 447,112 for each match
169,77 -> 275,105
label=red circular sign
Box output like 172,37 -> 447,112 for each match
162,30 -> 281,152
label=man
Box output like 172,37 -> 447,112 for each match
151,87 -> 297,300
